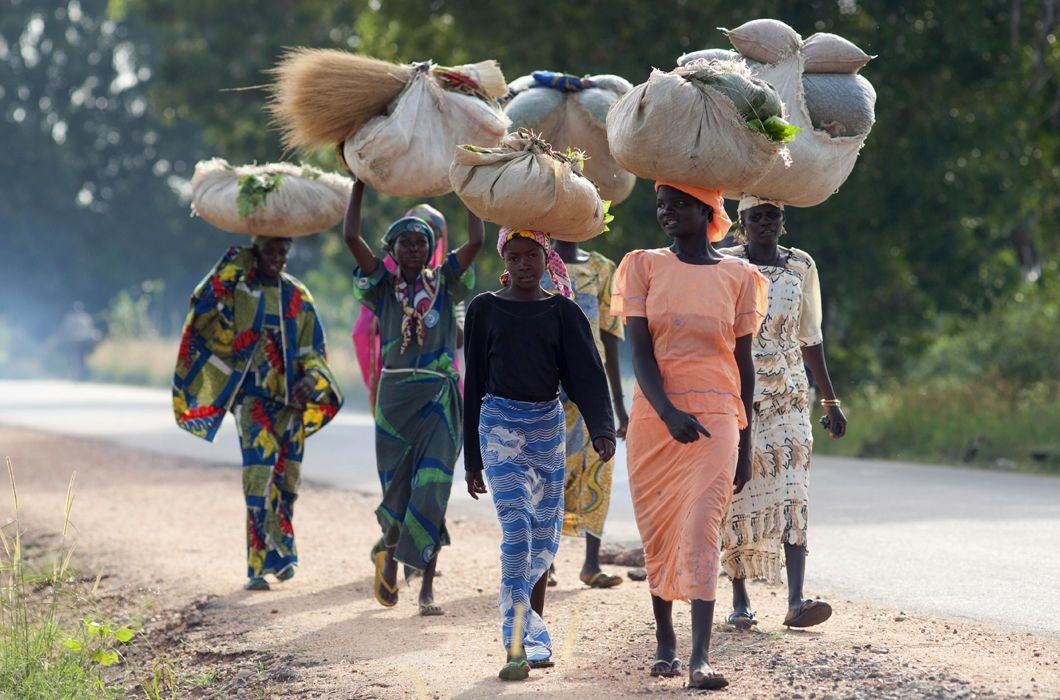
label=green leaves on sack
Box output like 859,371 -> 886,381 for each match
236,173 -> 284,218
563,147 -> 586,173
601,199 -> 615,233
747,116 -> 802,144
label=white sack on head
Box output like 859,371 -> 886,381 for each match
802,73 -> 876,137
802,33 -> 873,73
505,72 -> 637,204
344,69 -> 510,197
191,158 -> 353,237
449,130 -> 607,242
693,19 -> 877,206
606,66 -> 789,193
722,19 -> 802,64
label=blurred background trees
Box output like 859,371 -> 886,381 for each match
2,0 -> 1058,466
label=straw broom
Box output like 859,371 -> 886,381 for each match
266,48 -> 412,152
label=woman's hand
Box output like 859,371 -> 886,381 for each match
661,406 -> 711,444
289,376 -> 317,409
614,400 -> 630,440
733,451 -> 752,494
466,470 -> 488,500
593,436 -> 616,462
826,405 -> 847,439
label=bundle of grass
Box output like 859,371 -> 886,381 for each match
191,158 -> 353,237
267,49 -> 412,152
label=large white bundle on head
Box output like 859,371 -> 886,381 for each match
606,63 -> 790,192
449,130 -> 607,242
504,72 -> 637,205
343,64 -> 511,197
191,158 -> 353,237
678,19 -> 876,206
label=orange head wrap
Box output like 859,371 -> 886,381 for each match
654,181 -> 733,243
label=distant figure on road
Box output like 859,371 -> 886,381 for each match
720,197 -> 849,630
172,237 -> 343,592
58,301 -> 101,381
343,181 -> 481,616
463,227 -> 615,681
612,182 -> 766,690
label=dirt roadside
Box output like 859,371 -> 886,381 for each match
2,426 -> 1058,699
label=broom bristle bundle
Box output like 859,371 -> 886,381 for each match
449,60 -> 509,98
266,48 -> 411,151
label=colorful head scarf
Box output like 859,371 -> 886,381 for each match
405,204 -> 448,268
383,216 -> 435,256
654,181 -> 733,243
497,227 -> 574,299
737,195 -> 785,214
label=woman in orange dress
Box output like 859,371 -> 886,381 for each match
611,182 -> 767,690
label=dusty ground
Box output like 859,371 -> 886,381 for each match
2,425 -> 1059,699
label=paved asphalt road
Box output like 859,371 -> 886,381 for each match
2,380 -> 1058,636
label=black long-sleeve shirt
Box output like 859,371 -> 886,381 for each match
462,292 -> 616,473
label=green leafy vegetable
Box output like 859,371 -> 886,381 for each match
600,199 -> 615,233
236,173 -> 283,218
299,165 -> 322,180
747,116 -> 802,144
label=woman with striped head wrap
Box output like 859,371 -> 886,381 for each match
342,180 -> 483,616
462,227 -> 616,680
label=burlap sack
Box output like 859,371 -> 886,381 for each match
723,19 -> 802,64
721,54 -> 874,206
803,73 -> 876,136
191,159 -> 353,237
802,32 -> 872,73
606,67 -> 788,193
449,131 -> 606,242
678,48 -> 752,66
344,70 -> 510,197
505,73 -> 636,204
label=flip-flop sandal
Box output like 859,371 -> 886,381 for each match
784,599 -> 832,628
419,601 -> 445,616
580,571 -> 624,589
498,658 -> 530,681
649,659 -> 682,678
528,658 -> 554,669
373,550 -> 399,608
688,666 -> 729,690
244,577 -> 270,591
275,565 -> 295,582
726,610 -> 758,631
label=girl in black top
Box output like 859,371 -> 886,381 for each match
463,227 -> 616,681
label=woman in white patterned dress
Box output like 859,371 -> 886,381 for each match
720,196 -> 848,629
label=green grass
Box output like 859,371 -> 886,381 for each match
813,380 -> 1060,474
0,458 -> 183,698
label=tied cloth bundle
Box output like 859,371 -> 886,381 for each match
655,181 -> 733,243
497,228 -> 574,299
384,216 -> 440,354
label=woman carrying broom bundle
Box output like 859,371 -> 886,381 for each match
342,180 -> 482,615
463,227 -> 616,680
612,183 -> 766,689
